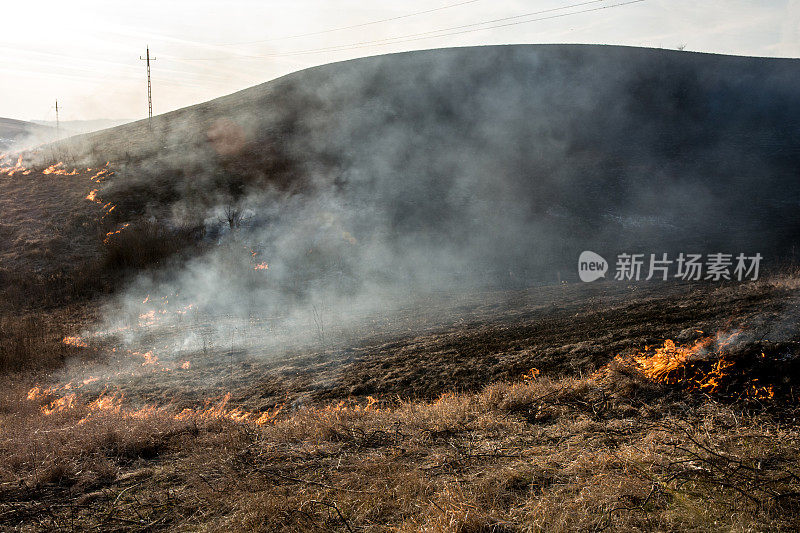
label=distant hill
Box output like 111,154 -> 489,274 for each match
43,45 -> 800,282
31,119 -> 133,136
0,118 -> 55,151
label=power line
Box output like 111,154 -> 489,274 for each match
279,0 -> 620,56
175,0 -> 645,61
216,0 -> 484,45
6,1 -> 648,121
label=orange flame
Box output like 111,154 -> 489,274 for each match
42,162 -> 79,176
90,169 -> 110,181
324,396 -> 380,413
42,393 -> 77,415
632,338 -> 712,384
623,330 -> 775,400
103,223 -> 130,243
522,368 -> 541,381
88,392 -> 124,413
27,387 -> 43,401
0,155 -> 25,176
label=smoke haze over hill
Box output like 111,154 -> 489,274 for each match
46,44 -> 800,361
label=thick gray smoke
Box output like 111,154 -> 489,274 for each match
68,45 -> 800,365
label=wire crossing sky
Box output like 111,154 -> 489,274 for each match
1,0 -> 798,121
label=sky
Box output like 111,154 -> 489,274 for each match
1,0 -> 799,122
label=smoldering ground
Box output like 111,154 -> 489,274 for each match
53,44 -> 800,375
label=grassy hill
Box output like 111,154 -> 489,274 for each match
52,44 -> 800,280
2,45 -> 800,531
31,118 -> 133,136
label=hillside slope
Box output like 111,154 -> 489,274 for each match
0,117 -> 55,151
55,44 -> 800,280
5,44 -> 799,355
4,46 -> 800,531
5,45 -> 800,321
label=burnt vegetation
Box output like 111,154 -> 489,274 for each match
2,45 -> 800,530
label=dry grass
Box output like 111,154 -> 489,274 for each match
101,220 -> 202,272
2,366 -> 798,532
0,307 -> 93,372
2,270 -> 797,530
3,156 -> 800,530
0,159 -> 205,374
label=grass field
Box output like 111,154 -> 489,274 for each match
2,150 -> 800,531
3,44 -> 800,531
2,250 -> 799,530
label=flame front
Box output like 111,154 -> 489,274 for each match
623,330 -> 775,400
43,162 -> 79,176
25,384 -> 381,427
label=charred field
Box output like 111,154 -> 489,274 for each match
2,44 -> 800,531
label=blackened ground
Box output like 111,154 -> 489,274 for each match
71,274 -> 800,413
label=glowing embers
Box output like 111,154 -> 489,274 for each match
136,295 -> 195,327
62,335 -> 89,348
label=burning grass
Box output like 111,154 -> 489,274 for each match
0,153 -> 208,374
6,264 -> 800,531
618,331 -> 798,403
2,367 -> 799,531
2,155 -> 800,529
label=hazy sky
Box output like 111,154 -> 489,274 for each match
2,0 -> 798,122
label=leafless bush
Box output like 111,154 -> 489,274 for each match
219,203 -> 249,230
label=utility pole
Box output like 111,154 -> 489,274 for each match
139,45 -> 157,129
54,100 -> 60,139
